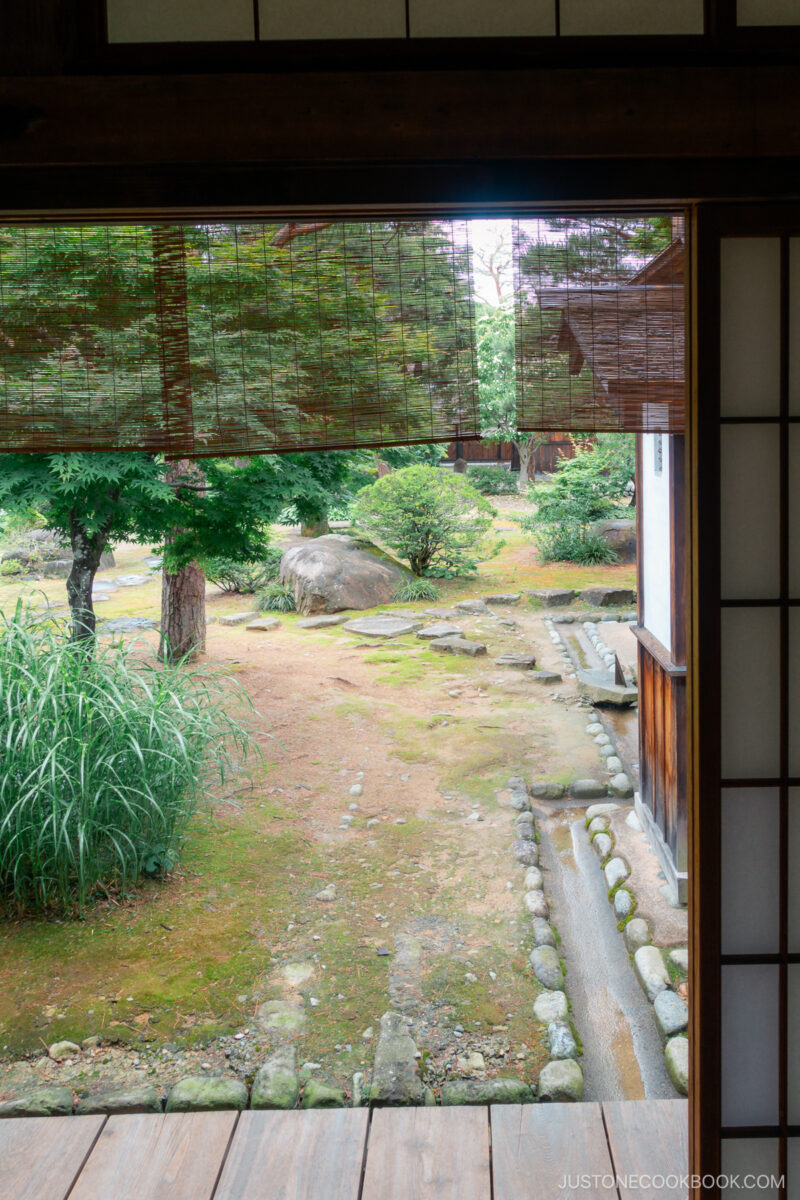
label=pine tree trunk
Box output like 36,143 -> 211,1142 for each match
159,460 -> 206,664
66,511 -> 111,649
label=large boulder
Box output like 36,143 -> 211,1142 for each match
280,535 -> 410,615
590,520 -> 637,564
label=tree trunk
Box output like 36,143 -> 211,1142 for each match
66,510 -> 111,649
159,460 -> 206,664
300,517 -> 329,538
517,441 -> 534,490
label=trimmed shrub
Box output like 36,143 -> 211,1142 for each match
205,547 -> 283,594
466,465 -> 519,495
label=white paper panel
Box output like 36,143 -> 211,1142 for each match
722,965 -> 780,1127
721,608 -> 781,779
107,0 -> 254,42
259,0 -> 406,39
791,240 -> 800,416
739,0 -> 800,25
409,0 -> 555,37
721,789 -> 780,954
721,425 -> 781,600
721,239 -> 781,417
560,0 -> 703,34
791,610 -> 800,778
721,1140 -> 780,1197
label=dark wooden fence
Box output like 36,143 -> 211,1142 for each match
445,435 -> 576,473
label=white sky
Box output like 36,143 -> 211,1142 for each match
468,219 -> 514,308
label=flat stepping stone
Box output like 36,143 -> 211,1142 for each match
529,670 -> 563,684
342,616 -> 420,638
0,1086 -> 73,1117
91,594 -> 111,602
101,617 -> 158,632
76,1085 -> 161,1115
571,780 -> 609,801
115,574 -> 150,587
369,1010 -> 425,1105
296,614 -> 349,628
165,1076 -> 248,1113
256,999 -> 307,1035
92,580 -> 117,592
143,556 -> 163,568
578,668 -> 638,707
454,599 -> 490,614
423,608 -> 461,619
483,593 -> 521,605
246,617 -> 281,632
523,588 -> 576,607
429,636 -> 487,657
219,611 -> 260,626
579,586 -> 635,607
440,1078 -> 533,1106
251,1046 -> 299,1110
417,623 -> 463,640
494,653 -> 536,669
654,990 -> 689,1038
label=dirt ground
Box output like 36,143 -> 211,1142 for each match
0,515 -> 636,1101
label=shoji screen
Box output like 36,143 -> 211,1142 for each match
712,217 -> 800,1191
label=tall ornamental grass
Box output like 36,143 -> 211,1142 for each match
0,607 -> 256,914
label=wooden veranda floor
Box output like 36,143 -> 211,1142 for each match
1,1098 -> 688,1200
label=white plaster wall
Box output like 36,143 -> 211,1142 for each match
640,433 -> 672,653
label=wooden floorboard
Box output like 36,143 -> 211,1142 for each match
602,1100 -> 689,1200
0,1114 -> 105,1200
213,1108 -> 369,1200
361,1105 -> 490,1200
491,1102 -> 618,1200
67,1111 -> 239,1200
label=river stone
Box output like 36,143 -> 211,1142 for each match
256,1000 -> 307,1036
247,617 -> 281,632
281,535 -> 410,615
165,1077 -> 248,1113
587,816 -> 609,835
440,1078 -> 534,1106
342,616 -> 420,638
494,653 -> 536,669
49,1040 -> 80,1059
669,947 -> 689,972
654,990 -> 689,1039
251,1046 -> 299,1110
530,782 -> 565,800
514,812 -> 535,833
665,1036 -> 689,1096
592,832 -> 613,861
524,866 -> 543,891
530,945 -> 563,990
315,883 -> 337,901
586,801 -> 621,819
598,743 -> 616,759
548,1020 -> 578,1060
571,780 -> 609,801
417,623 -> 463,640
626,810 -> 643,832
531,918 -> 556,947
0,1086 -> 73,1117
594,732 -> 611,746
614,888 -> 634,919
586,722 -> 603,735
76,1085 -> 161,1115
524,889 -> 548,918
369,1010 -> 425,1106
429,636 -> 487,657
523,588 -> 575,607
634,945 -> 670,1001
537,1059 -> 583,1102
218,611 -> 260,626
507,775 -> 527,791
296,614 -> 350,628
301,1079 -> 348,1109
605,757 -> 624,775
579,586 -> 635,607
509,790 -> 532,812
604,857 -> 629,889
624,918 -> 651,954
609,772 -> 634,799
513,839 -> 539,866
484,593 -> 521,605
454,598 -> 490,615
533,990 -> 568,1022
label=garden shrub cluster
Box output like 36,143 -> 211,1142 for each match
205,546 -> 283,594
255,580 -> 296,613
465,464 -> 520,496
0,606 -> 255,914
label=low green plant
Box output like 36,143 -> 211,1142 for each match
255,581 -> 296,613
205,547 -> 283,594
0,559 -> 25,577
0,605 -> 257,914
394,577 -> 440,603
353,465 -> 497,577
466,465 -> 519,496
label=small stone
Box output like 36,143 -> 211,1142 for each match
605,757 -> 624,774
512,839 -> 539,866
654,991 -> 689,1039
604,857 -> 629,889
624,918 -> 652,954
634,945 -> 671,1001
515,812 -> 535,833
507,775 -> 527,792
594,733 -> 611,746
218,611 -> 260,626
529,782 -> 565,801
524,866 -> 543,891
81,1036 -> 102,1050
76,1086 -> 161,1116
609,773 -> 634,799
509,791 -> 532,813
664,1036 -> 689,1096
613,889 -> 634,919
587,816 -> 609,836
524,889 -> 548,918
454,599 -> 490,615
531,918 -> 556,947
315,884 -> 337,902
349,784 -> 363,797
166,1077 -> 248,1113
669,947 -> 689,972
465,1051 -> 486,1072
440,1078 -> 534,1106
585,801 -> 621,819
0,1087 -> 73,1118
429,636 -> 487,657
548,1021 -> 578,1060
537,1059 -> 583,1102
48,1040 -> 80,1060
625,810 -> 643,832
246,617 -> 281,632
592,832 -> 613,861
571,781 -> 609,801
251,1046 -> 299,1110
533,991 -> 568,1022
586,723 -> 603,735
598,744 -> 615,759
301,1079 -> 348,1109
530,945 -> 563,990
